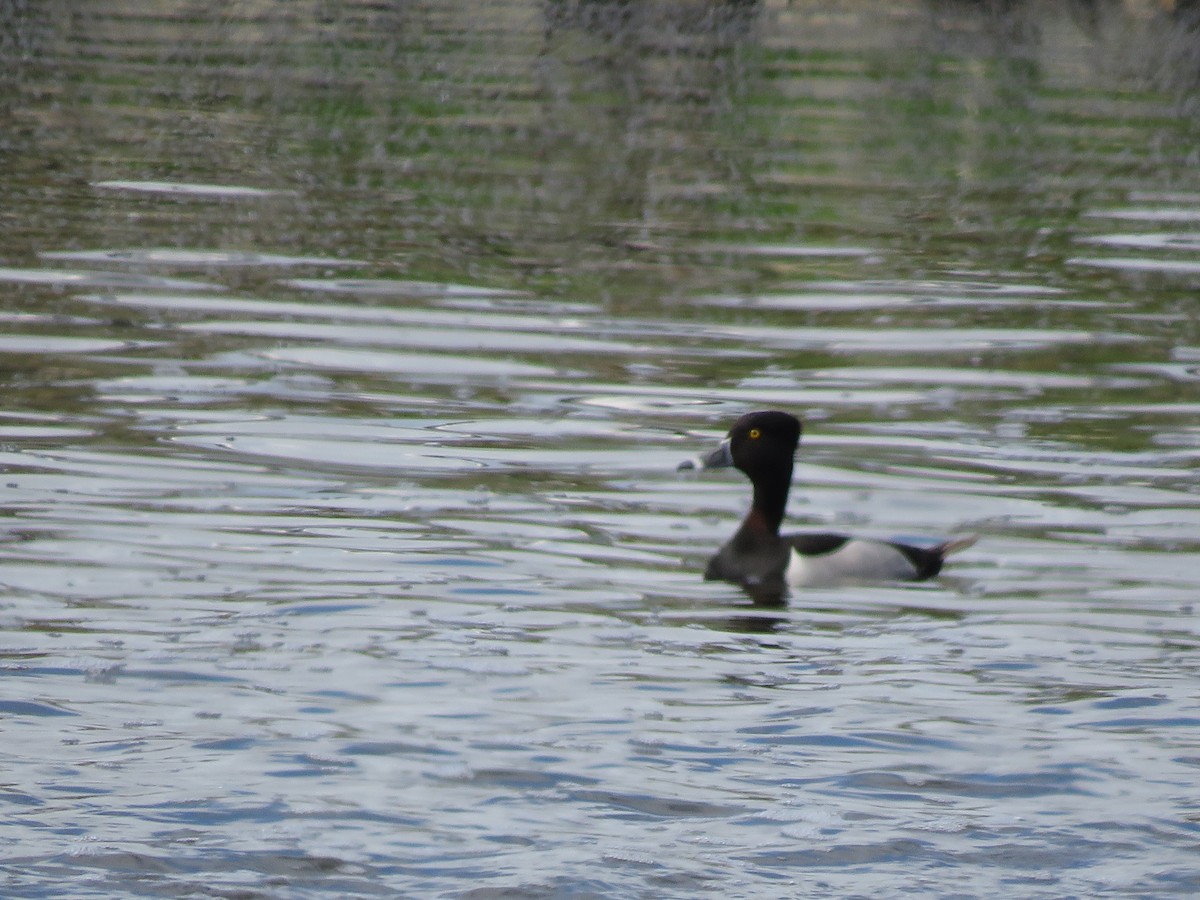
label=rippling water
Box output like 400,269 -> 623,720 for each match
3,1 -> 1200,897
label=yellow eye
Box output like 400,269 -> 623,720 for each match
748,428 -> 761,439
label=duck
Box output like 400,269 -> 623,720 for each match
680,410 -> 976,596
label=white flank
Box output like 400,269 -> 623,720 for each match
785,540 -> 919,587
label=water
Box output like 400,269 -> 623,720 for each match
2,1 -> 1200,896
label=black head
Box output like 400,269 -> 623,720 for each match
725,410 -> 802,477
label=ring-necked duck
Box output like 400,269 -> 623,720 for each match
681,410 -> 976,593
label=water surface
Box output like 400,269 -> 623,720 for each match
2,1 -> 1200,897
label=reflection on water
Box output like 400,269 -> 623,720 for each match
2,1 -> 1200,897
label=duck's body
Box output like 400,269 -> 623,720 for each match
706,528 -> 976,589
683,411 -> 975,595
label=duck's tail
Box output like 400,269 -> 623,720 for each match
937,534 -> 979,557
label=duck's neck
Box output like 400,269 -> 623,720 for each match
742,463 -> 792,537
